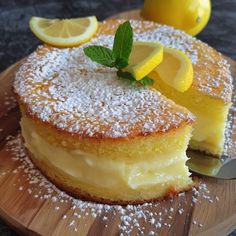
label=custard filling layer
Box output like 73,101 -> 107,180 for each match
21,117 -> 192,192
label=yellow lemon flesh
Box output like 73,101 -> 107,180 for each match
126,42 -> 163,80
151,47 -> 193,92
141,0 -> 211,36
29,16 -> 98,47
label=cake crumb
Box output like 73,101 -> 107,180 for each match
178,208 -> 184,215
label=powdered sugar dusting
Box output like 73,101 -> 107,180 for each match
14,37 -> 194,138
133,24 -> 198,64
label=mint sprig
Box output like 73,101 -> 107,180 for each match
117,71 -> 154,86
84,46 -> 116,67
112,21 -> 133,69
83,21 -> 154,87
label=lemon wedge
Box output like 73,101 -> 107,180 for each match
125,42 -> 163,80
29,16 -> 98,47
152,47 -> 193,92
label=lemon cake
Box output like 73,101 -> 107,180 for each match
14,19 -> 232,204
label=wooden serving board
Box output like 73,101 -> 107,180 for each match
0,10 -> 236,236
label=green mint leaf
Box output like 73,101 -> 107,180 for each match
139,76 -> 155,86
83,46 -> 116,67
117,70 -> 154,87
83,21 -> 154,88
115,58 -> 129,69
117,70 -> 136,82
112,21 -> 133,68
131,80 -> 138,87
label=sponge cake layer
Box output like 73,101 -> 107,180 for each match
21,115 -> 193,204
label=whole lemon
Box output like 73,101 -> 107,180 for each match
141,0 -> 211,36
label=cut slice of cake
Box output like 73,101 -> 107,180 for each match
102,19 -> 233,156
151,71 -> 231,156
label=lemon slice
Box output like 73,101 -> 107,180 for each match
153,48 -> 193,92
125,42 -> 163,80
29,16 -> 98,47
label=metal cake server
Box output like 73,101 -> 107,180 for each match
186,150 -> 236,180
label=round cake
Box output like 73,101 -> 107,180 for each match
14,19 -> 232,204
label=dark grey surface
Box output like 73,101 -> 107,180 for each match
0,0 -> 236,73
0,0 -> 235,235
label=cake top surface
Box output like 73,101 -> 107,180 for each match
14,19 -> 232,139
14,44 -> 194,138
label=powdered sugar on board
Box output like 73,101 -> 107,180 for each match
1,134 -> 223,236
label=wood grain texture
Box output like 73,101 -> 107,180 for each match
0,11 -> 235,236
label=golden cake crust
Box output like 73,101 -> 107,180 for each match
20,111 -> 193,161
18,97 -> 194,141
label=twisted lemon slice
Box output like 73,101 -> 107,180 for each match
125,42 -> 163,80
29,16 -> 98,47
153,47 -> 193,92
